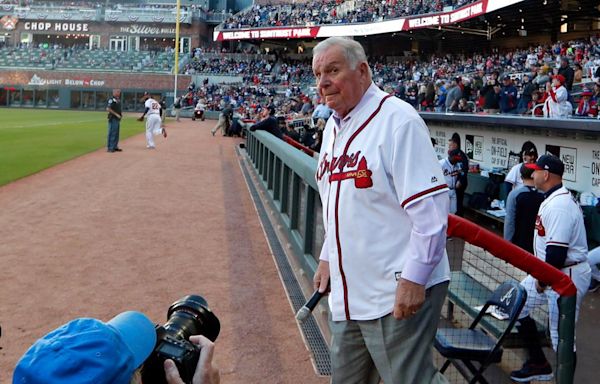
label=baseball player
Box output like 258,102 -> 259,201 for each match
440,149 -> 462,214
510,154 -> 591,382
138,93 -> 167,149
312,37 -> 450,384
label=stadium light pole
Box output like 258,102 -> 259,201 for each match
173,0 -> 181,105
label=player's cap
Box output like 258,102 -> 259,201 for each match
13,311 -> 157,384
448,149 -> 462,162
502,75 -> 512,81
525,154 -> 564,176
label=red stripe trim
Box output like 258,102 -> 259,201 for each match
401,184 -> 448,208
547,241 -> 569,246
333,94 -> 391,320
549,88 -> 557,102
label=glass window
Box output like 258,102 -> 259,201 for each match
48,89 -> 59,108
9,89 -> 21,106
70,91 -> 81,109
0,87 -> 7,106
96,91 -> 110,110
122,92 -> 136,112
34,89 -> 47,108
81,91 -> 95,110
22,89 -> 34,107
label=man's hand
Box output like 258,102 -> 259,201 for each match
313,260 -> 330,294
535,280 -> 547,294
393,278 -> 426,320
137,116 -> 144,121
164,335 -> 219,384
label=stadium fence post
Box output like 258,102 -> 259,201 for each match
556,295 -> 576,384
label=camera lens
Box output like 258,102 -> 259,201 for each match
164,295 -> 220,342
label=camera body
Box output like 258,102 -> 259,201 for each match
141,295 -> 220,384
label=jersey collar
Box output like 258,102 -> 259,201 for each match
332,82 -> 379,129
544,183 -> 563,199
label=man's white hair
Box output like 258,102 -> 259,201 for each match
313,37 -> 372,78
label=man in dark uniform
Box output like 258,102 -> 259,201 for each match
249,106 -> 283,140
106,88 -> 122,152
448,133 -> 469,216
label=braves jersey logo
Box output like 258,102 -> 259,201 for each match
443,169 -> 460,177
316,151 -> 373,189
535,215 -> 546,236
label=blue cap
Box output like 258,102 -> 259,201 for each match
13,311 -> 157,384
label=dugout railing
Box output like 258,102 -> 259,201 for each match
244,130 -> 577,383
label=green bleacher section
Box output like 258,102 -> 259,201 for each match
0,47 -> 174,73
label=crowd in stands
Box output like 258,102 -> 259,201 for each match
183,56 -> 275,76
220,0 -> 472,29
184,36 -> 600,120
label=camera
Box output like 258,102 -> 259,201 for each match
141,295 -> 220,384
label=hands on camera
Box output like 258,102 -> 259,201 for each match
163,335 -> 220,384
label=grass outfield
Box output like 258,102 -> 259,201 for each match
0,109 -> 145,186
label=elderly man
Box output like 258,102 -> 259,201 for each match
312,37 -> 450,384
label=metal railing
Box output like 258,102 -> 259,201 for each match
245,130 -> 322,277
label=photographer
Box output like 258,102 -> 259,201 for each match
13,311 -> 219,384
164,336 -> 219,384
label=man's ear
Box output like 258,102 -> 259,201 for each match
358,61 -> 370,81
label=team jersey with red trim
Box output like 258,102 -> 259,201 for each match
144,98 -> 161,116
316,84 -> 450,321
534,186 -> 588,264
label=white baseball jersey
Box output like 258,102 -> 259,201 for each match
543,85 -> 570,118
144,98 -> 161,116
505,163 -> 524,189
534,186 -> 588,264
521,186 -> 591,351
440,158 -> 460,214
316,83 -> 450,321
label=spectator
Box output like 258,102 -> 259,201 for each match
517,73 -> 535,114
526,90 -> 545,116
557,57 -> 574,92
481,73 -> 500,113
249,105 -> 283,139
499,75 -> 518,114
575,89 -> 598,117
543,74 -> 572,118
574,63 -> 583,83
312,98 -> 333,124
457,98 -> 473,113
445,77 -> 462,112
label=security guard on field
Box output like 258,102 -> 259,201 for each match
106,88 -> 123,152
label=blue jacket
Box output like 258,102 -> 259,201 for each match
499,85 -> 518,113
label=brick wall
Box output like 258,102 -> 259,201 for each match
0,69 -> 192,91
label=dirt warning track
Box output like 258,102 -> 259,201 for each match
0,119 -> 327,384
